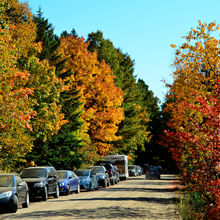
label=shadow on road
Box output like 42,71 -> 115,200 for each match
47,195 -> 179,205
0,206 -> 150,219
104,187 -> 181,193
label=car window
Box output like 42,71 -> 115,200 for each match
72,172 -> 77,178
57,172 -> 67,179
48,168 -> 56,176
20,168 -> 47,178
75,170 -> 89,177
91,167 -> 104,173
0,176 -> 14,187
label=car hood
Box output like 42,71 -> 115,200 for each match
0,187 -> 13,193
21,177 -> 45,183
59,179 -> 66,183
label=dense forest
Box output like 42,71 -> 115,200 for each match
0,1 -> 219,218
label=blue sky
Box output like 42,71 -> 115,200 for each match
23,0 -> 220,103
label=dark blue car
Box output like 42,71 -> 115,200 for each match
57,170 -> 80,195
0,174 -> 29,213
75,169 -> 99,191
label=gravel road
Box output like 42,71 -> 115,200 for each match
0,174 -> 181,220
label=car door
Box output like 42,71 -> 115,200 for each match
90,171 -> 97,189
67,172 -> 73,191
71,172 -> 78,191
15,176 -> 26,204
47,168 -> 55,193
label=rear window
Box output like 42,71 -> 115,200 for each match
75,170 -> 89,177
20,168 -> 47,178
57,172 -> 67,179
0,176 -> 14,187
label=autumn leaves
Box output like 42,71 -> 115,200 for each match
163,21 -> 219,218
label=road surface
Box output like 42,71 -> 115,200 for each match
0,174 -> 181,220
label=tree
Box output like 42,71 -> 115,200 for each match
87,31 -> 151,159
0,1 -> 35,171
163,21 -> 219,218
59,34 -> 124,164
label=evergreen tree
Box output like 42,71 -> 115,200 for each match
30,88 -> 85,170
27,11 -> 85,167
34,9 -> 71,78
87,31 -> 151,158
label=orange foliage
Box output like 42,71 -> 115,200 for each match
59,35 -> 124,156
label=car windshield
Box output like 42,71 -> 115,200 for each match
0,176 -> 14,187
20,168 -> 47,178
90,167 -> 104,173
57,172 -> 67,179
75,170 -> 89,177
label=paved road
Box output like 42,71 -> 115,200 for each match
0,174 -> 181,220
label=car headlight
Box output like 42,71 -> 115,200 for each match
34,182 -> 44,187
60,182 -> 65,187
0,191 -> 13,199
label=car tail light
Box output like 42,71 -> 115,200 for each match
110,170 -> 112,176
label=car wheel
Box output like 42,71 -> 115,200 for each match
75,184 -> 80,194
42,187 -> 48,201
103,180 -> 107,188
66,185 -> 70,195
88,183 -> 92,191
10,195 -> 18,213
112,179 -> 115,185
54,185 -> 60,198
22,192 -> 29,208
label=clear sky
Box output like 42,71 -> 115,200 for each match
22,0 -> 220,103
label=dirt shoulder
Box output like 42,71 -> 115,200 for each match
1,174 -> 181,220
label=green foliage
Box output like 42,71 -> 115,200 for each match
87,31 -> 152,158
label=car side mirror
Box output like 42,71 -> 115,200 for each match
69,176 -> 72,179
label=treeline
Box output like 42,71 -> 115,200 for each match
162,21 -> 219,219
0,0 -> 162,171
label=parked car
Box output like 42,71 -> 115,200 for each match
88,166 -> 110,188
128,165 -> 138,177
114,166 -> 120,183
136,165 -> 143,176
20,166 -> 59,201
98,163 -> 117,185
75,169 -> 99,191
145,165 -> 161,179
57,170 -> 80,195
0,174 -> 29,213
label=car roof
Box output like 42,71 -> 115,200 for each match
24,166 -> 54,169
0,173 -> 17,176
57,170 -> 72,172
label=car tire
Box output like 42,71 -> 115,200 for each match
66,185 -> 70,195
112,179 -> 115,185
10,195 -> 18,213
75,184 -> 80,194
42,187 -> 48,201
22,192 -> 29,208
103,180 -> 107,188
88,183 -> 92,191
54,185 -> 60,198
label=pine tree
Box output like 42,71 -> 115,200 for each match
87,31 -> 151,158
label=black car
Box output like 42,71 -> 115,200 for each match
88,166 -> 110,188
99,163 -> 118,185
0,174 -> 29,213
20,166 -> 59,201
